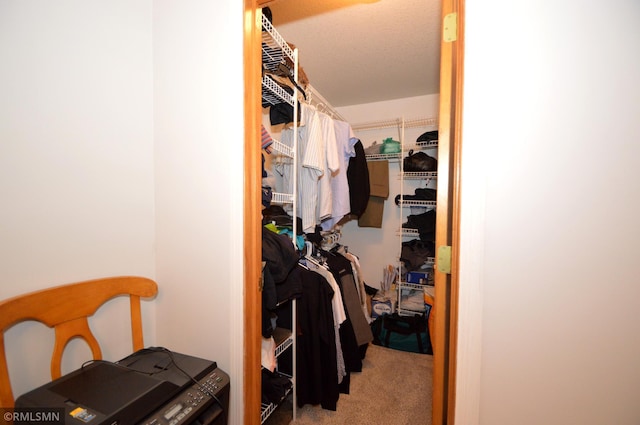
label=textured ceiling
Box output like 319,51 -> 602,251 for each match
268,0 -> 442,107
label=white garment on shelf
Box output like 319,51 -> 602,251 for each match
261,336 -> 277,372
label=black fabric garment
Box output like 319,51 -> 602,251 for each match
262,227 -> 298,283
276,264 -> 303,306
262,227 -> 300,338
402,209 -> 436,242
262,265 -> 276,338
400,239 -> 436,272
294,267 -> 340,411
364,283 -> 379,296
269,86 -> 301,125
262,186 -> 272,208
325,252 -> 373,347
403,149 -> 437,172
304,226 -> 324,245
262,205 -> 303,235
417,130 -> 439,143
347,140 -> 370,217
262,153 -> 267,177
394,188 -> 437,205
261,368 -> 292,405
323,253 -> 362,376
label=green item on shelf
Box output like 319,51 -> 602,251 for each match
381,137 -> 401,154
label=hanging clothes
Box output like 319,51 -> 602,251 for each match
348,140 -> 371,218
303,258 -> 347,385
317,111 -> 340,222
321,119 -> 359,230
293,266 -> 340,411
336,246 -> 373,324
279,104 -> 324,233
357,155 -> 387,228
324,251 -> 373,347
261,227 -> 302,338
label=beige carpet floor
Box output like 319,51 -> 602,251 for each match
264,344 -> 433,425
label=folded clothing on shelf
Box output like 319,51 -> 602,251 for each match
400,239 -> 435,271
402,210 -> 436,241
262,205 -> 303,235
417,130 -> 439,143
261,368 -> 293,405
364,141 -> 382,156
403,149 -> 437,172
394,188 -> 437,205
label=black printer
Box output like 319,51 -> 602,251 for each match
15,347 -> 229,425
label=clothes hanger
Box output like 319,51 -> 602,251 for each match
303,240 -> 327,269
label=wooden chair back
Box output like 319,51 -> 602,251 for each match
0,276 -> 158,408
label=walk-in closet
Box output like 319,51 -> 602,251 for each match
253,1 -> 453,424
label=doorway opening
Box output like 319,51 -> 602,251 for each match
244,1 -> 464,423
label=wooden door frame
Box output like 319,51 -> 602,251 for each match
434,0 -> 465,424
243,1 -> 465,423
243,2 -> 263,425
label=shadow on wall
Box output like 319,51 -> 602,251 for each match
269,0 -> 381,24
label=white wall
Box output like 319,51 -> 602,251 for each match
461,1 -> 640,424
0,2 -> 246,422
8,2 -> 640,424
336,95 -> 440,290
0,0 -> 156,397
152,1 -> 245,423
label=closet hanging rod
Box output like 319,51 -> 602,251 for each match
306,83 -> 346,122
352,117 -> 438,132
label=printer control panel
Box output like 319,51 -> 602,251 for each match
139,369 -> 229,425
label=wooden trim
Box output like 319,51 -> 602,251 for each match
243,1 -> 263,424
257,0 -> 281,6
434,0 -> 464,424
242,1 -> 466,424
448,1 -> 465,423
432,0 -> 452,422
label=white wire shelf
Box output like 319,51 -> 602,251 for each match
414,140 -> 439,150
260,329 -> 294,423
365,153 -> 401,162
352,117 -> 438,132
262,75 -> 295,106
261,15 -> 295,63
398,280 -> 434,291
262,33 -> 286,75
260,376 -> 293,424
271,192 -> 294,204
261,12 -> 300,424
261,402 -> 276,424
398,229 -> 436,238
400,171 -> 438,179
397,200 -> 437,208
396,306 -> 428,317
398,227 -> 420,237
270,139 -> 294,158
272,327 -> 293,358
